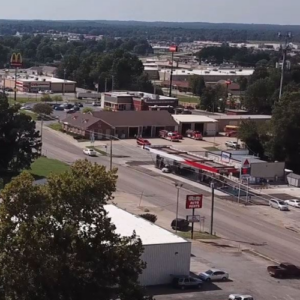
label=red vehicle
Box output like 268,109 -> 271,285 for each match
185,130 -> 203,140
159,130 -> 180,142
136,137 -> 151,146
226,131 -> 238,137
267,263 -> 300,278
171,131 -> 183,139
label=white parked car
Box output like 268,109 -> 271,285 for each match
83,148 -> 97,157
284,199 -> 300,208
225,141 -> 240,149
229,294 -> 254,300
269,199 -> 289,211
198,268 -> 229,282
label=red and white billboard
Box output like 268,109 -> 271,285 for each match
169,45 -> 178,52
186,195 -> 203,209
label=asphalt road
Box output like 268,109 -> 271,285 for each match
42,127 -> 300,265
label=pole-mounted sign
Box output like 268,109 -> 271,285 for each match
10,53 -> 23,68
186,195 -> 203,209
169,45 -> 178,52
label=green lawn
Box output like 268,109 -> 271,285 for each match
30,157 -> 70,179
9,97 -> 41,104
203,146 -> 220,152
177,95 -> 199,104
48,123 -> 63,131
20,110 -> 38,120
177,231 -> 219,240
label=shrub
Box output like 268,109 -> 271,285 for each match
139,213 -> 157,223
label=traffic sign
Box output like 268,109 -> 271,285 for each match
186,195 -> 203,209
186,215 -> 201,223
169,45 -> 178,52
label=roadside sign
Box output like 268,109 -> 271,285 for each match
242,159 -> 250,168
221,151 -> 231,163
186,215 -> 201,223
186,195 -> 203,209
169,45 -> 178,52
10,53 -> 23,68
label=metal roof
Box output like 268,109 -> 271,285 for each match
104,205 -> 189,245
172,115 -> 218,124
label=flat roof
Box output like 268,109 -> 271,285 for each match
12,76 -> 75,83
104,205 -> 188,245
212,115 -> 271,120
172,115 -> 218,123
161,68 -> 254,77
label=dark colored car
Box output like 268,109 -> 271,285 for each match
267,263 -> 300,278
171,218 -> 189,231
172,275 -> 203,290
54,106 -> 64,111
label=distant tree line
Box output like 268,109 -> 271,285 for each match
2,20 -> 300,42
0,34 -> 153,68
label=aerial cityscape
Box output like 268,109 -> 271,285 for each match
0,1 -> 300,300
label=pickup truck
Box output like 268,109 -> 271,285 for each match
267,262 -> 300,278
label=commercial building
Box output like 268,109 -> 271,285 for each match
104,204 -> 191,286
102,92 -> 178,111
62,110 -> 178,139
211,115 -> 272,132
206,150 -> 285,182
159,68 -> 254,84
172,115 -> 218,136
3,75 -> 76,93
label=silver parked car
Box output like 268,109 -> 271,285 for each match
198,269 -> 229,282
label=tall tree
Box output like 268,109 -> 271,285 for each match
32,103 -> 53,115
267,92 -> 300,172
189,75 -> 206,96
0,93 -> 41,183
0,160 -> 152,300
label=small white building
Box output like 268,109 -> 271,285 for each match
105,205 -> 191,286
172,114 -> 218,136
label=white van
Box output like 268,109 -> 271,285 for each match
269,199 -> 289,211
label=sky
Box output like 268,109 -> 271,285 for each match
1,0 -> 300,25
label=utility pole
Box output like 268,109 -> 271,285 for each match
278,32 -> 292,100
14,67 -> 17,101
174,183 -> 183,233
63,68 -> 66,96
210,182 -> 215,235
110,138 -> 113,171
40,115 -> 44,155
105,78 -> 108,93
169,51 -> 174,97
111,75 -> 114,92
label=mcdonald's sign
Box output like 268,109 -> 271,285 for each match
10,53 -> 23,67
169,45 -> 178,53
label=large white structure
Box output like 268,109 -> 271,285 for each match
105,205 -> 191,286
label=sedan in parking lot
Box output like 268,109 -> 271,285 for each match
198,268 -> 229,282
172,275 -> 203,290
285,199 -> 300,208
83,148 -> 97,157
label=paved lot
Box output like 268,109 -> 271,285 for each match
113,192 -> 300,300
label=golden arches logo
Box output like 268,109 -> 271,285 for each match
10,53 -> 23,67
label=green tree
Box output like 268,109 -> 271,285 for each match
0,160 -> 152,300
82,107 -> 94,113
0,93 -> 41,183
41,94 -> 52,102
32,103 -> 53,115
238,120 -> 268,158
244,78 -> 274,114
52,95 -> 63,102
189,75 -> 206,96
267,92 -> 300,172
200,86 -> 216,112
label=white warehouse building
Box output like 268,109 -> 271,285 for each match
105,205 -> 191,286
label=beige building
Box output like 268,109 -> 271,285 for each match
4,76 -> 76,93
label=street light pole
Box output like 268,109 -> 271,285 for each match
169,51 -> 174,97
210,182 -> 215,235
175,183 -> 183,233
